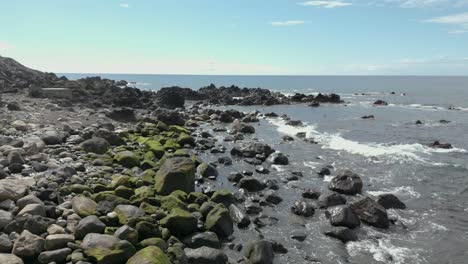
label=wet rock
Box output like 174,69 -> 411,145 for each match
255,166 -> 270,174
291,200 -> 315,217
231,142 -> 274,158
267,152 -> 289,165
12,230 -> 45,259
302,189 -> 321,199
238,178 -> 265,192
243,240 -> 274,264
182,231 -> 221,249
229,204 -> 251,228
350,197 -> 389,229
81,233 -> 136,264
290,230 -> 307,242
324,226 -> 357,243
205,204 -> 234,237
326,205 -> 360,229
75,215 -> 106,239
328,170 -> 363,195
231,122 -> 255,134
429,140 -> 452,149
286,120 -> 302,126
228,172 -> 243,183
415,120 -> 423,125
376,193 -> 406,209
361,115 -> 375,119
155,157 -> 196,195
318,192 -> 346,208
184,246 -> 228,264
197,163 -> 218,178
80,137 -> 110,154
264,191 -> 283,205
127,246 -> 171,264
373,100 -> 388,106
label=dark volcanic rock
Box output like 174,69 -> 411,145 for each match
231,142 -> 274,158
326,205 -> 360,229
328,170 -> 363,195
291,200 -> 315,217
374,100 -> 388,106
324,226 -> 357,243
318,192 -> 347,208
376,194 -> 406,209
243,240 -> 274,264
106,108 -> 137,123
155,87 -> 186,109
350,197 -> 389,229
429,140 -> 452,149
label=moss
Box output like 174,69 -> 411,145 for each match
114,186 -> 135,199
205,204 -> 234,238
160,208 -> 197,237
170,190 -> 188,202
92,184 -> 108,193
145,140 -> 166,159
156,121 -> 169,131
104,227 -> 118,235
169,125 -> 190,134
69,184 -> 92,194
187,203 -> 200,213
187,192 -> 209,205
109,175 -> 132,189
210,189 -> 235,207
127,246 -> 171,264
137,238 -> 168,251
162,138 -> 180,151
154,157 -> 196,195
144,151 -> 155,161
135,221 -> 162,240
92,192 -> 130,205
141,169 -> 156,185
160,195 -> 187,212
140,202 -> 159,215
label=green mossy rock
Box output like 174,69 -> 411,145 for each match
210,190 -> 235,208
205,204 -> 234,238
92,192 -> 130,205
187,192 -> 209,205
138,238 -> 168,251
160,208 -> 197,237
169,125 -> 190,134
145,140 -> 166,159
160,195 -> 187,212
115,186 -> 135,199
135,221 -> 162,240
177,133 -> 195,146
109,175 -> 132,189
140,202 -> 159,215
142,170 -> 157,185
69,184 -> 92,194
155,157 -> 196,195
126,246 -> 171,264
72,195 -> 97,217
81,233 -> 136,264
114,151 -> 140,168
170,190 -> 188,202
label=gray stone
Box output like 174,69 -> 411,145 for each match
12,230 -> 45,258
17,195 -> 43,210
184,246 -> 228,264
114,225 -> 138,245
7,151 -> 25,165
0,234 -> 12,253
38,248 -> 72,263
45,234 -> 75,250
80,137 -> 110,154
0,178 -> 31,201
0,210 -> 13,230
182,232 -> 220,249
0,254 -> 23,264
81,233 -> 136,264
71,195 -> 97,217
75,215 -> 106,239
328,170 -> 363,195
326,205 -> 360,229
41,131 -> 63,145
18,203 -> 46,217
243,240 -> 274,264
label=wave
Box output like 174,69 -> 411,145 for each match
367,186 -> 421,199
268,118 -> 467,163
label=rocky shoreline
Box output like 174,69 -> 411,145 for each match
0,56 -> 407,264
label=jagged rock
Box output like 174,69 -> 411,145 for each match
229,204 -> 250,228
267,152 -> 289,165
376,193 -> 406,209
326,205 -> 360,229
114,225 -> 139,245
155,88 -> 185,109
328,170 -> 363,195
350,197 -> 389,229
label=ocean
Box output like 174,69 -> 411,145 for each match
65,74 -> 468,263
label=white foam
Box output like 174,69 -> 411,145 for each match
367,186 -> 421,199
268,118 -> 467,163
347,239 -> 426,264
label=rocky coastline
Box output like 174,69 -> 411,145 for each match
0,56 -> 407,264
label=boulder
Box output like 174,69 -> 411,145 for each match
114,205 -> 145,225
12,230 -> 45,259
7,151 -> 25,165
160,208 -> 197,237
44,234 -> 75,251
0,210 -> 13,230
205,204 -> 233,238
106,108 -> 137,123
184,246 -> 228,264
376,193 -> 406,209
72,195 -> 98,217
291,200 -> 315,217
350,197 -> 389,229
238,178 -> 264,192
114,225 -> 138,245
81,233 -> 136,264
182,232 -> 220,249
155,88 -> 185,109
155,157 -> 196,195
114,151 -> 140,168
197,163 -> 218,178
127,246 -> 171,264
267,152 -> 289,165
318,192 -> 346,208
80,137 -> 110,154
0,178 -> 31,202
75,215 -> 106,239
38,248 -> 72,264
231,123 -> 255,134
326,205 -> 360,229
243,240 -> 274,264
229,204 -> 250,228
17,203 -> 46,217
40,130 -> 64,145
324,227 -> 357,243
231,142 -> 274,158
328,170 -> 363,195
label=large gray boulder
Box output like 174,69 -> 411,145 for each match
155,157 -> 196,195
12,230 -> 45,259
326,205 -> 360,229
350,197 -> 389,229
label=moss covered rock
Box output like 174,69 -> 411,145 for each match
138,238 -> 168,251
205,204 -> 233,238
145,140 -> 166,159
81,233 -> 136,264
155,157 -> 195,195
114,151 -> 140,168
210,190 -> 234,208
127,246 -> 171,264
71,195 -> 97,217
160,208 -> 197,237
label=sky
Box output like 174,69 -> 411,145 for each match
0,0 -> 467,75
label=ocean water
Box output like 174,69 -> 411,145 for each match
66,74 -> 468,263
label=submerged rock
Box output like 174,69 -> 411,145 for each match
350,197 -> 389,229
376,194 -> 406,209
328,170 -> 363,195
326,205 -> 360,229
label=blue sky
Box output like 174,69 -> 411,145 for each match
0,0 -> 467,75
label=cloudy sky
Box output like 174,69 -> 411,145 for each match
0,0 -> 467,75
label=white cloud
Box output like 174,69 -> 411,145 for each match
424,12 -> 468,33
385,0 -> 468,8
119,3 -> 129,8
0,42 -> 15,51
299,1 -> 352,8
271,20 -> 306,26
